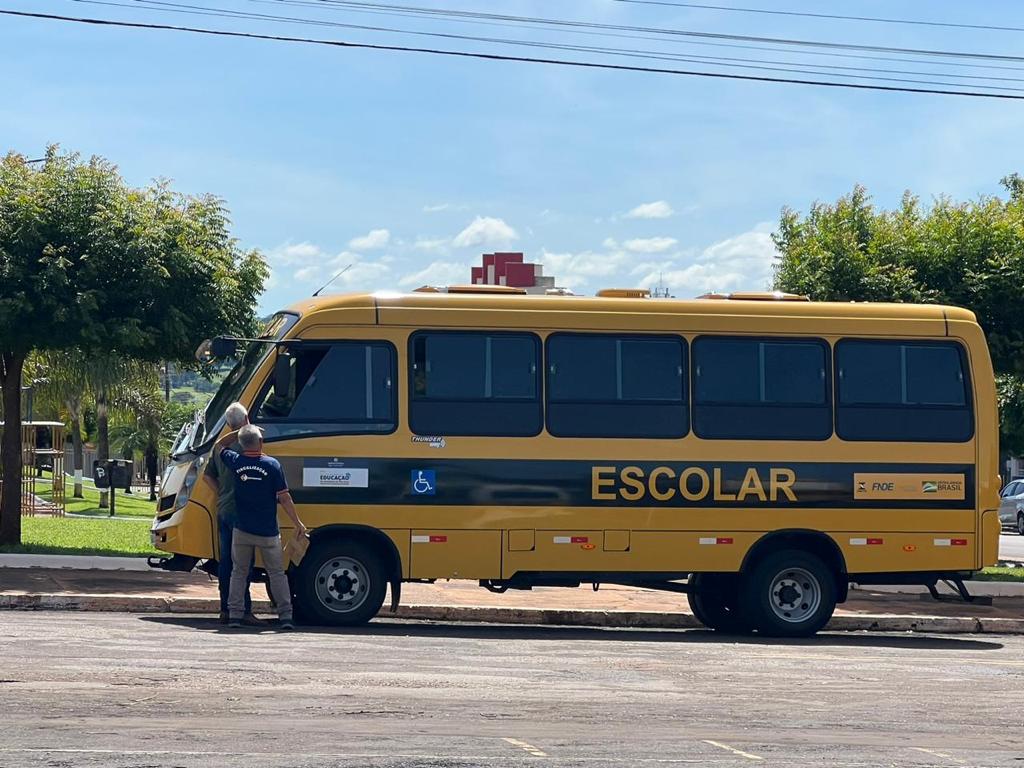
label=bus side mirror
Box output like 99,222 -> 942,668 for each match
211,337 -> 238,358
274,351 -> 292,395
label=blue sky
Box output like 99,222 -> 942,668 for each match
3,0 -> 1024,312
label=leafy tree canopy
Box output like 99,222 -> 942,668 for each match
0,146 -> 267,361
773,177 -> 1024,458
0,146 -> 268,542
773,178 -> 1024,377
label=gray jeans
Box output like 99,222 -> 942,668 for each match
229,529 -> 292,621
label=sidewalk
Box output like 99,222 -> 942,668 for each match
2,565 -> 1022,634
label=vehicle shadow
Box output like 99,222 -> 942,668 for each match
137,615 -> 1005,651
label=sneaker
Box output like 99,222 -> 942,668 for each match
219,612 -> 229,625
242,614 -> 267,627
228,619 -> 243,629
279,618 -> 295,631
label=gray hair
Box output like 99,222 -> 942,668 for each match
225,402 -> 249,429
237,424 -> 263,451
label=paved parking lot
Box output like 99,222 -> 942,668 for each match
999,532 -> 1024,562
1,612 -> 1022,767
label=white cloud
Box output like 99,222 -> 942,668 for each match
634,222 -> 777,297
623,236 -> 678,254
348,228 -> 390,251
624,200 -> 674,219
271,241 -> 322,265
398,260 -> 470,288
413,236 -> 450,252
536,222 -> 776,297
452,216 -> 518,248
423,202 -> 469,213
539,248 -> 633,290
268,241 -> 392,291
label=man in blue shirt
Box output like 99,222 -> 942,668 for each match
217,423 -> 306,630
202,402 -> 257,624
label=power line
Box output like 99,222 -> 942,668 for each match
248,0 -> 1024,73
4,9 -> 1023,100
72,0 -> 1024,88
612,1 -> 1024,34
248,0 -> 1024,63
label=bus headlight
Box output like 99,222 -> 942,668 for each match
173,462 -> 199,512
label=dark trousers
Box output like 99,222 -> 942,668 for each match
218,517 -> 253,615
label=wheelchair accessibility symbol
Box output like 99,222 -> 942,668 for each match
411,470 -> 436,496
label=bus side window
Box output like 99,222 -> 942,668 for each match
409,331 -> 541,437
692,337 -> 831,441
546,333 -> 687,439
836,340 -> 972,442
253,342 -> 397,439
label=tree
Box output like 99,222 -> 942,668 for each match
773,178 -> 1024,457
0,147 -> 267,545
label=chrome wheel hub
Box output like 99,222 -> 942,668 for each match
314,556 -> 369,613
768,567 -> 821,624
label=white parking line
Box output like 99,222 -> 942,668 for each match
911,747 -> 966,765
503,737 -> 548,757
702,740 -> 764,761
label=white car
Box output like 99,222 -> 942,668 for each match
999,480 -> 1024,535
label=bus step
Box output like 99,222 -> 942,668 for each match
926,577 -> 975,603
147,554 -> 199,573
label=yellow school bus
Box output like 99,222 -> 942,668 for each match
152,287 -> 1001,637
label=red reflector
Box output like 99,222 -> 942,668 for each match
429,535 -> 447,543
867,538 -> 884,546
951,538 -> 968,546
571,536 -> 589,544
716,537 -> 734,545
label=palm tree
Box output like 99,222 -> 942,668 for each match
28,350 -> 94,498
32,351 -> 161,504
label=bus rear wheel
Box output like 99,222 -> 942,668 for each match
687,573 -> 752,634
741,549 -> 837,638
294,539 -> 387,626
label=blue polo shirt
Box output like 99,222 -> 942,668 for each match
219,448 -> 289,537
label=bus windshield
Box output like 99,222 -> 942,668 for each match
186,312 -> 299,454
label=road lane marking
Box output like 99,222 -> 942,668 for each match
503,737 -> 548,757
702,740 -> 764,761
910,747 -> 966,765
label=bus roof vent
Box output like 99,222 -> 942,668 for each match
696,291 -> 810,302
597,288 -> 650,299
414,284 -> 527,295
446,284 -> 527,295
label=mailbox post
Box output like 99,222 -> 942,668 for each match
93,459 -> 132,517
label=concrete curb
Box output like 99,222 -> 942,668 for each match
853,580 -> 1024,598
0,555 -> 152,571
3,592 -> 1024,634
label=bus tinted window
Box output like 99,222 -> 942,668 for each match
836,340 -> 972,442
693,337 -> 830,440
410,332 -> 541,436
254,342 -> 396,439
547,334 -> 687,438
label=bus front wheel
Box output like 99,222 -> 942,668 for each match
687,573 -> 752,634
294,539 -> 387,626
741,550 -> 837,638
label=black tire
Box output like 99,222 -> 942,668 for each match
687,573 -> 753,634
293,539 -> 388,626
740,549 -> 837,638
1017,512 -> 1024,536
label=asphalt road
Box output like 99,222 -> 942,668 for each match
999,532 -> 1024,562
1,613 -> 1023,767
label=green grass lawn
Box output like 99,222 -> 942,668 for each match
36,478 -> 155,518
0,516 -> 159,557
975,567 -> 1024,583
